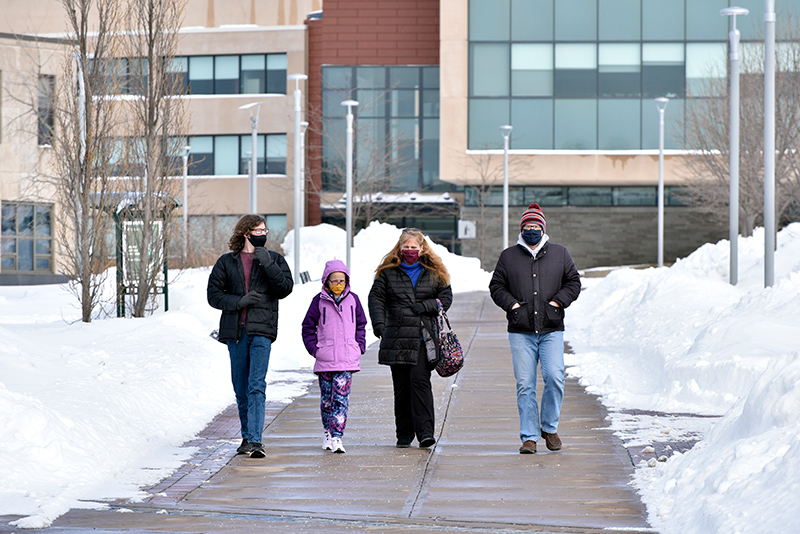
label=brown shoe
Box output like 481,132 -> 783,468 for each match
541,431 -> 562,451
519,440 -> 537,454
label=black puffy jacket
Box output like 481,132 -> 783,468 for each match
368,267 -> 453,366
489,241 -> 581,335
207,249 -> 293,343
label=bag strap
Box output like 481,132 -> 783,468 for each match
436,299 -> 451,331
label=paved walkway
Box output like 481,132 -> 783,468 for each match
15,292 -> 652,534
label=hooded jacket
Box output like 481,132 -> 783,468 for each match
301,260 -> 367,373
207,248 -> 293,343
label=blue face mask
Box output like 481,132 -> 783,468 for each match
522,228 -> 543,246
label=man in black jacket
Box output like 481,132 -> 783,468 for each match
207,214 -> 293,458
489,204 -> 581,454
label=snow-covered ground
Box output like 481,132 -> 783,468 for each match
2,221 -> 799,533
567,224 -> 800,534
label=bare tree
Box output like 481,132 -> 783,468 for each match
118,0 -> 189,317
49,0 -> 122,322
683,22 -> 800,236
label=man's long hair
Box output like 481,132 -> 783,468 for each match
228,214 -> 266,252
374,229 -> 450,285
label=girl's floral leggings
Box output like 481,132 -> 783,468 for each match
318,371 -> 352,437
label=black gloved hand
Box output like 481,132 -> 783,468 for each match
411,302 -> 426,315
253,246 -> 272,266
237,290 -> 264,309
373,324 -> 385,338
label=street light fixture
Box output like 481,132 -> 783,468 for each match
341,100 -> 359,271
721,6 -> 749,285
300,121 -> 309,228
238,101 -> 265,214
500,125 -> 513,250
655,97 -> 669,268
288,73 -> 308,284
764,0 -> 776,287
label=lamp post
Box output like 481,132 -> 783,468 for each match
288,73 -> 308,284
181,145 -> 191,263
238,101 -> 264,214
722,7 -> 749,285
655,97 -> 669,268
341,100 -> 359,271
300,121 -> 309,228
500,125 -> 513,249
764,0 -> 776,287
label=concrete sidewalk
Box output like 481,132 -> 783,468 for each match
26,291 -> 652,534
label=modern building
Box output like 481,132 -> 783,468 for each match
3,0 -> 799,285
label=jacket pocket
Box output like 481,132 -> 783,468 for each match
543,303 -> 564,329
506,302 -> 530,330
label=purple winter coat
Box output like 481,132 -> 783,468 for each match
301,260 -> 367,373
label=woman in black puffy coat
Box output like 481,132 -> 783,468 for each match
368,228 -> 452,449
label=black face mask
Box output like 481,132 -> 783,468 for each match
522,228 -> 543,246
248,234 -> 267,248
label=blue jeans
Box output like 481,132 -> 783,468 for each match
227,329 -> 272,444
509,331 -> 564,443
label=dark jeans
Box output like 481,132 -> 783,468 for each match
227,328 -> 272,445
390,343 -> 434,443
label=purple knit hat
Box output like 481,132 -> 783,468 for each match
520,203 -> 546,232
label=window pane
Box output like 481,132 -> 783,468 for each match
35,239 -> 51,254
599,0 -> 640,41
422,66 -> 439,88
614,187 -> 656,206
525,186 -> 567,206
2,204 -> 15,234
214,56 -> 239,94
686,0 -> 728,40
569,187 -> 612,206
469,99 -> 509,149
512,44 -> 553,96
1,236 -> 14,252
512,0 -> 553,41
642,43 -> 685,98
240,134 -> 264,174
189,136 -> 213,175
686,43 -> 726,97
422,89 -> 439,117
265,214 -> 288,237
469,0 -> 510,40
598,99 -> 640,149
357,89 -> 386,118
188,56 -> 213,94
599,43 -> 641,97
266,134 -> 287,174
214,136 -> 239,175
323,90 -> 350,118
18,239 -> 33,270
356,67 -> 385,89
36,258 -> 51,270
555,44 -> 597,97
511,99 -> 553,149
241,54 -> 265,94
555,0 -> 596,41
641,98 -> 684,149
470,43 -> 510,97
266,54 -> 287,93
554,99 -> 596,149
324,66 -> 353,89
35,205 -> 51,236
18,205 -> 34,236
390,89 -> 418,117
643,0 -> 684,40
390,67 -> 419,89
421,118 -> 440,187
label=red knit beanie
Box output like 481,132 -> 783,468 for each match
520,203 -> 546,232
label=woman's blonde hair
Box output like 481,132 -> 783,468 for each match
374,229 -> 450,285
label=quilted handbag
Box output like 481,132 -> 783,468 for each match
434,299 -> 464,377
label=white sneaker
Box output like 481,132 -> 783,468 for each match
330,436 -> 346,453
322,431 -> 332,451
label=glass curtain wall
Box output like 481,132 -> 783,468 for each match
467,0 -> 800,150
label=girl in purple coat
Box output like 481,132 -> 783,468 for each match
301,260 -> 367,453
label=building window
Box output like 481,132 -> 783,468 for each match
321,65 -> 442,192
1,203 -> 53,272
186,134 -> 287,176
37,75 -> 55,146
465,185 -> 685,207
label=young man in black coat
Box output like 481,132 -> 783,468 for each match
489,204 -> 581,454
207,214 -> 293,458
